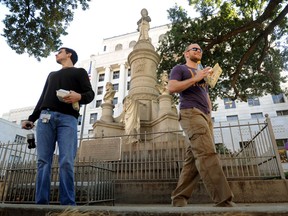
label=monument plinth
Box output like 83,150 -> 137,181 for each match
100,102 -> 114,123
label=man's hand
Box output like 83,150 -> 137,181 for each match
62,90 -> 81,104
194,67 -> 212,82
22,121 -> 34,129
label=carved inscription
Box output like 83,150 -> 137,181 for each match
79,138 -> 122,161
133,59 -> 146,74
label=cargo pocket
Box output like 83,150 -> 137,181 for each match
189,126 -> 206,141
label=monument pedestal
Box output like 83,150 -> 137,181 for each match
100,102 -> 114,123
158,94 -> 177,117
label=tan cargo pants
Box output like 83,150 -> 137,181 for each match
171,108 -> 234,205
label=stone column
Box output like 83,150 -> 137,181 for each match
158,94 -> 176,117
100,103 -> 114,123
90,63 -> 97,109
127,40 -> 160,122
118,63 -> 127,103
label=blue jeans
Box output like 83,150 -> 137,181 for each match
36,110 -> 77,205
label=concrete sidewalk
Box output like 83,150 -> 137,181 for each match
0,203 -> 288,216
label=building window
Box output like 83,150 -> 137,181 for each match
129,41 -> 136,48
113,83 -> 119,91
276,139 -> 288,162
272,93 -> 285,104
113,97 -> 118,105
276,139 -> 287,148
247,97 -> 260,106
128,69 -> 131,77
127,81 -> 130,90
98,74 -> 105,82
89,113 -> 98,124
276,110 -> 288,116
227,115 -> 238,122
97,86 -> 103,95
251,112 -> 263,119
113,71 -> 120,79
77,115 -> 82,125
88,129 -> 94,135
115,44 -> 123,51
158,34 -> 166,42
103,45 -> 106,52
96,100 -> 102,108
9,155 -> 21,164
224,98 -> 236,109
14,135 -> 25,144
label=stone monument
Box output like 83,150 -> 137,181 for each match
137,8 -> 151,41
92,8 -> 180,144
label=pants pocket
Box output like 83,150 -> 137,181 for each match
189,126 -> 206,141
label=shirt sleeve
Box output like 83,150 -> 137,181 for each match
77,68 -> 95,104
169,65 -> 183,81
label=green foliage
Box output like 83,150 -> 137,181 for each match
157,0 -> 288,104
215,143 -> 231,155
285,171 -> 288,179
0,0 -> 91,60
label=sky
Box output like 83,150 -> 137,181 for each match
0,0 -> 194,117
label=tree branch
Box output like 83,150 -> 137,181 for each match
205,0 -> 283,51
231,3 -> 288,89
256,36 -> 269,73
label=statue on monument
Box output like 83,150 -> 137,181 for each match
103,82 -> 116,104
121,95 -> 140,143
156,71 -> 169,95
137,8 -> 151,41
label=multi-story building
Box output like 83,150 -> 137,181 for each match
2,24 -> 288,156
2,106 -> 34,126
0,118 -> 30,144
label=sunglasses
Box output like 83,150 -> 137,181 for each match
187,47 -> 202,53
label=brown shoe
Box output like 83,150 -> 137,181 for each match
214,200 -> 237,207
172,198 -> 188,207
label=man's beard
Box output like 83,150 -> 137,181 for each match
189,56 -> 200,63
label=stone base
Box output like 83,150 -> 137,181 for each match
115,179 -> 288,204
93,112 -> 181,143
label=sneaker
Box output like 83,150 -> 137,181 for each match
214,200 -> 237,207
172,198 -> 188,207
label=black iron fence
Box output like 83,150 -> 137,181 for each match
0,145 -> 115,205
0,115 -> 284,204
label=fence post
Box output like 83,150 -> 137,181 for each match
265,114 -> 286,179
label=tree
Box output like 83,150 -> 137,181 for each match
0,0 -> 91,60
157,0 -> 288,105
